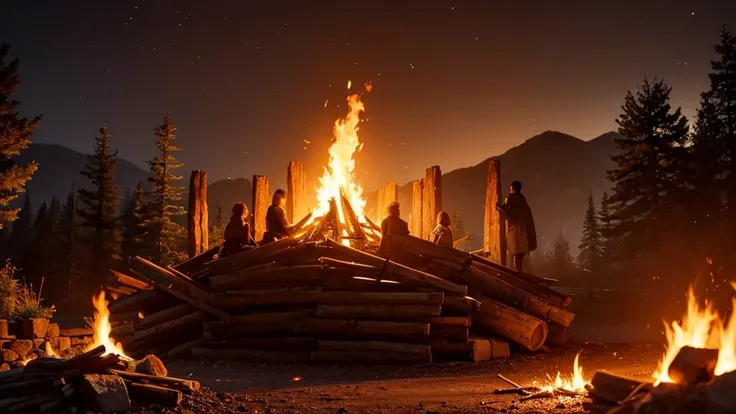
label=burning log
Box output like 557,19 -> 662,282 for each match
411,179 -> 423,237
421,165 -> 442,240
287,160 -> 307,222
667,346 -> 719,385
483,158 -> 506,265
187,170 -> 209,258
252,174 -> 270,241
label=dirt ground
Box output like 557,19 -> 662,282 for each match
164,342 -> 662,414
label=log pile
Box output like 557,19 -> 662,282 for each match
104,232 -> 574,365
0,345 -> 199,413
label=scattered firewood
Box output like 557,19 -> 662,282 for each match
668,346 -> 718,385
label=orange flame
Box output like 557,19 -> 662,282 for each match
87,291 -> 128,358
542,351 -> 588,393
45,341 -> 59,358
653,284 -> 736,383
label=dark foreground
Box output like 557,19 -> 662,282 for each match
160,343 -> 661,414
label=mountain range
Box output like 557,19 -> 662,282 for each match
14,131 -> 619,254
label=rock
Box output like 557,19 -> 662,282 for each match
0,362 -> 9,371
46,323 -> 60,338
20,318 -> 49,339
61,345 -> 87,359
0,348 -> 19,362
81,374 -> 131,414
71,336 -> 93,346
9,339 -> 34,359
0,319 -> 7,337
49,336 -> 71,352
59,328 -> 94,337
25,352 -> 38,362
133,354 -> 168,377
33,338 -> 45,348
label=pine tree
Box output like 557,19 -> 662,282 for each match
141,114 -> 187,264
9,194 -> 32,266
577,193 -> 603,272
26,202 -> 54,286
77,127 -> 121,275
607,78 -> 690,265
451,211 -> 468,250
544,232 -> 575,280
598,192 -> 616,269
209,201 -> 225,247
56,188 -> 79,298
0,45 -> 39,230
121,183 -> 146,260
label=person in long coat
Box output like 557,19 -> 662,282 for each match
429,211 -> 453,248
496,180 -> 537,272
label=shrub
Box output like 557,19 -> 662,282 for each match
0,259 -> 55,321
0,260 -> 20,320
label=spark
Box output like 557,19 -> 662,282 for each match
347,80 -> 352,89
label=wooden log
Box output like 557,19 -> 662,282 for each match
215,337 -> 318,351
315,305 -> 441,319
252,175 -> 270,241
128,382 -> 182,406
470,292 -> 548,351
381,234 -> 472,269
310,350 -> 431,365
164,337 -> 211,357
187,170 -> 209,258
108,369 -> 200,393
136,303 -> 196,330
212,290 -> 444,309
428,316 -> 471,327
110,321 -> 135,338
130,311 -> 205,343
174,246 -> 219,276
134,256 -> 210,303
205,236 -> 303,275
145,275 -> 231,323
546,322 -> 569,347
321,272 -> 416,293
463,266 -> 574,327
109,290 -> 161,314
483,158 -> 507,265
109,270 -> 151,291
421,166 -> 441,240
471,253 -> 559,287
106,285 -> 137,297
469,261 -> 570,308
589,371 -> 650,405
430,324 -> 469,341
668,346 -> 719,385
299,318 -> 430,336
287,161 -> 307,224
443,296 -> 481,315
432,338 -> 508,362
58,328 -> 93,337
191,348 -> 312,363
318,340 -> 430,356
411,179 -> 423,237
5,393 -> 62,413
209,264 -> 324,291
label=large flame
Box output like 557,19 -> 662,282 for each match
653,284 -> 736,383
311,84 -> 367,225
87,291 -> 128,358
542,351 -> 588,393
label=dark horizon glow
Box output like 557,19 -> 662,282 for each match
1,0 -> 734,190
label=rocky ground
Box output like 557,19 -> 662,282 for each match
149,343 -> 662,414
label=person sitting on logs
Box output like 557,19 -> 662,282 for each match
380,201 -> 410,238
429,211 -> 453,248
496,180 -> 537,272
262,189 -> 294,244
221,202 -> 257,256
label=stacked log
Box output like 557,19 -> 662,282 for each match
0,345 -> 198,412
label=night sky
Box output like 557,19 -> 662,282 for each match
1,0 -> 735,190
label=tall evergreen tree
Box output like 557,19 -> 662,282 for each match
77,127 -> 121,275
56,188 -> 79,298
209,200 -> 225,248
607,78 -> 690,266
141,114 -> 187,264
577,193 -> 603,272
27,202 -> 54,286
543,232 -> 575,279
597,192 -> 616,269
121,183 -> 146,260
0,45 -> 39,230
9,194 -> 32,266
451,212 -> 468,250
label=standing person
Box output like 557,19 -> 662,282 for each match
263,189 -> 294,243
221,202 -> 257,256
497,180 -> 537,272
429,211 -> 453,248
380,201 -> 410,237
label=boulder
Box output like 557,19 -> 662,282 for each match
33,338 -> 45,348
20,318 -> 49,339
0,362 -> 9,371
71,336 -> 93,346
46,323 -> 60,338
49,336 -> 71,352
0,319 -> 7,337
0,348 -> 19,363
9,339 -> 34,359
61,345 -> 86,359
132,354 -> 168,377
81,374 -> 131,414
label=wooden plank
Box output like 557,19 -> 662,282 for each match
483,158 -> 506,265
421,166 -> 441,240
134,256 -> 210,304
287,161 -> 307,223
252,175 -> 270,241
109,270 -> 151,291
411,179 -> 423,237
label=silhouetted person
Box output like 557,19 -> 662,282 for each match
497,180 -> 537,272
221,202 -> 257,256
380,201 -> 410,238
430,211 -> 453,248
263,189 -> 294,244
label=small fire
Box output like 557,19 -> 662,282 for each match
45,341 -> 59,358
87,291 -> 128,358
310,82 -> 368,227
653,284 -> 736,383
542,351 -> 588,393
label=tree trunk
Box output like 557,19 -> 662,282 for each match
287,161 -> 307,223
470,292 -> 548,351
422,166 -> 442,240
483,159 -> 506,265
252,175 -> 270,241
412,179 -> 423,237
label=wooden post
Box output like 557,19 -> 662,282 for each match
411,180 -> 423,237
187,170 -> 208,258
422,166 -> 442,240
287,161 -> 307,223
252,175 -> 270,241
377,181 -> 398,223
376,187 -> 385,223
484,158 -> 506,265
